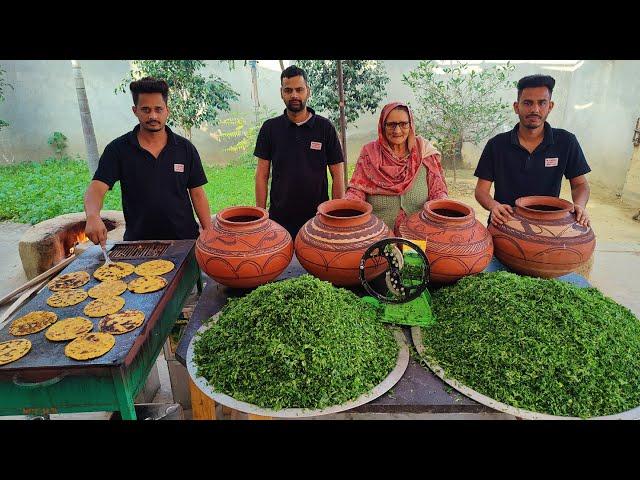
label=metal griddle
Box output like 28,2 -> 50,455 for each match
0,240 -> 193,372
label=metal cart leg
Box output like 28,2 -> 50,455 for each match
113,370 -> 137,420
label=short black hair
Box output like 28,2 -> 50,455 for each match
281,65 -> 308,86
517,74 -> 555,99
129,76 -> 169,105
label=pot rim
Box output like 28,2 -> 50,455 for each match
424,199 -> 474,223
317,198 -> 373,220
217,206 -> 269,229
515,196 -> 573,220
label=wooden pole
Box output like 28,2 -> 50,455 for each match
336,60 -> 348,186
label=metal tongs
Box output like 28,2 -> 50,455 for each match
100,243 -> 113,265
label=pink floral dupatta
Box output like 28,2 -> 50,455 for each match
345,101 -> 448,207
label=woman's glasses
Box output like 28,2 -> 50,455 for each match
384,121 -> 411,131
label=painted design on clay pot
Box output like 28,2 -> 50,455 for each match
294,199 -> 391,286
196,206 -> 293,288
488,196 -> 595,278
398,199 -> 493,284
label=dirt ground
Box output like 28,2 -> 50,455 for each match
444,169 -> 640,243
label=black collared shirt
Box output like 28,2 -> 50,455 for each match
474,122 -> 591,207
253,107 -> 344,236
93,124 -> 208,241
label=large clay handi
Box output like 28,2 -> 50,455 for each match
398,199 -> 493,284
488,196 -> 596,278
295,199 -> 391,286
196,206 -> 293,288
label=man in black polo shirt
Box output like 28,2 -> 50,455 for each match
254,65 -> 345,239
84,77 -> 213,244
474,74 -> 592,227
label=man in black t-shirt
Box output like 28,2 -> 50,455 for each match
474,74 -> 592,227
84,77 -> 213,244
254,65 -> 345,239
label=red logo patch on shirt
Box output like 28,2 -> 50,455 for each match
174,164 -> 185,173
545,157 -> 559,167
310,141 -> 322,150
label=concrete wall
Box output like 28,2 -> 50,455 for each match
622,145 -> 640,205
0,60 -> 285,165
562,60 -> 640,192
1,60 -> 639,193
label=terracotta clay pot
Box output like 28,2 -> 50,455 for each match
398,199 -> 493,284
487,196 -> 596,278
294,199 -> 391,286
196,206 -> 293,288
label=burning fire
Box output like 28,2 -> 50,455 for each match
68,232 -> 90,256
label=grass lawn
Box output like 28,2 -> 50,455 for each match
0,157 -> 354,225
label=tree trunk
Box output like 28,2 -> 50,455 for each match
249,60 -> 260,123
279,60 -> 285,72
336,60 -> 348,186
71,61 -> 100,175
453,135 -> 463,184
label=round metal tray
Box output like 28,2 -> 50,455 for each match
411,326 -> 640,420
187,313 -> 409,418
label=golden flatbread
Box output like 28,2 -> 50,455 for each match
98,310 -> 145,335
88,280 -> 127,299
10,311 -> 58,336
128,276 -> 167,294
0,339 -> 32,365
134,259 -> 174,277
46,288 -> 88,308
93,262 -> 135,281
64,332 -> 115,361
47,271 -> 90,291
45,317 -> 94,341
83,296 -> 125,317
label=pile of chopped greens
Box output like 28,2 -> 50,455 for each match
193,275 -> 398,410
420,271 -> 640,418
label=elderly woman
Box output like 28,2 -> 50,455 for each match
345,102 -> 448,234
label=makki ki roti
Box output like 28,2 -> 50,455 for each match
98,310 -> 145,334
83,296 -> 125,317
64,332 -> 116,360
134,259 -> 175,277
0,339 -> 32,365
9,311 -> 58,336
45,317 -> 94,341
47,271 -> 90,291
127,276 -> 167,294
46,288 -> 88,308
88,280 -> 127,299
93,262 -> 135,281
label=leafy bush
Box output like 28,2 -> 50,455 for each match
47,131 -> 68,159
215,107 -> 276,167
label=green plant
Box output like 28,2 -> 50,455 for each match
0,67 -> 13,131
116,60 -> 239,140
402,61 -> 516,182
0,157 -> 122,224
215,107 -> 276,167
0,157 -> 259,224
419,271 -> 640,418
47,131 -> 68,159
193,275 -> 398,410
295,60 -> 390,129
